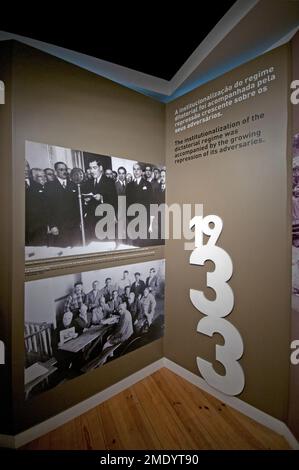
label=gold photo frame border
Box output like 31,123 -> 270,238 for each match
25,246 -> 159,279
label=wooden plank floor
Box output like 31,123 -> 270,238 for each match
22,368 -> 290,450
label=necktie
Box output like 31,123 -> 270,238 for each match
62,180 -> 66,188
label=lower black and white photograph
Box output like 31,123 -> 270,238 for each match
24,259 -> 165,399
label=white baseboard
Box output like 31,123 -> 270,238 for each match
1,357 -> 298,450
163,358 -> 299,450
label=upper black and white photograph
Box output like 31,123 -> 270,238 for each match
25,141 -> 166,261
24,258 -> 165,399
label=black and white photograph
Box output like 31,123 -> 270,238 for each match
25,141 -> 166,261
24,259 -> 165,399
292,133 -> 299,306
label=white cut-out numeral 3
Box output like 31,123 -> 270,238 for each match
190,215 -> 245,396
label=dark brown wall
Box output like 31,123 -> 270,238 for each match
4,41 -> 165,434
0,42 -> 14,435
165,45 -> 291,421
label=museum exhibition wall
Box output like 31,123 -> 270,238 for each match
0,40 -> 165,434
165,44 -> 291,422
0,35 -> 298,441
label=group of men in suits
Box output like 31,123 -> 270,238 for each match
60,267 -> 160,337
51,267 -> 163,375
25,158 -> 166,248
26,160 -> 82,247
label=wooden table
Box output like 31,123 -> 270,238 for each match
25,360 -> 57,399
58,325 -> 110,353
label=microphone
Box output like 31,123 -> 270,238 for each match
70,168 -> 86,246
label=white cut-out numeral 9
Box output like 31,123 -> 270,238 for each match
190,214 -> 245,396
190,215 -> 223,248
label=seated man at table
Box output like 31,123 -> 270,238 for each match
51,310 -> 76,380
55,310 -> 78,345
57,310 -> 74,331
91,295 -> 113,325
53,310 -> 74,349
102,302 -> 133,353
81,303 -> 133,369
73,304 -> 92,335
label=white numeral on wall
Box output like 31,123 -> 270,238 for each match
190,215 -> 245,396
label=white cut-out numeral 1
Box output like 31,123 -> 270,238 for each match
190,215 -> 245,396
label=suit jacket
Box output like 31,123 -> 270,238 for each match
86,289 -> 102,311
108,296 -> 122,313
115,180 -> 127,196
126,179 -> 153,246
156,184 -> 166,205
131,280 -> 146,298
83,175 -> 117,241
45,178 -> 80,246
141,293 -> 156,315
150,179 -> 160,193
101,285 -> 114,302
25,180 -> 48,245
128,298 -> 144,323
146,275 -> 159,295
83,175 -> 117,211
126,178 -> 153,213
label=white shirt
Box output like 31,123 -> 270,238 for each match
57,177 -> 67,188
118,277 -> 131,292
94,174 -> 102,185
